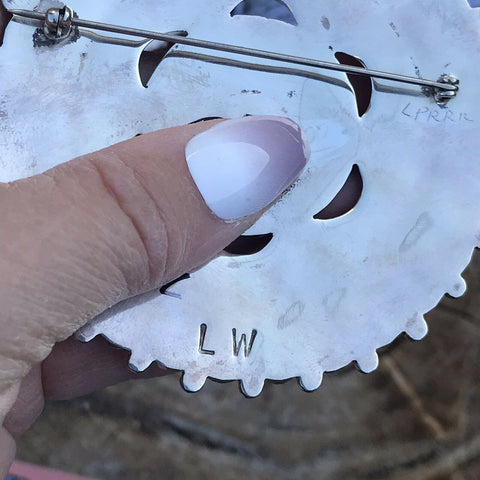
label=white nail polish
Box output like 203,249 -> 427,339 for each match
186,116 -> 310,220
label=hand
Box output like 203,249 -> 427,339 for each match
0,114 -> 309,476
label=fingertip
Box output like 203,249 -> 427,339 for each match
185,116 -> 309,221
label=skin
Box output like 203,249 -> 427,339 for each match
0,6 -> 361,476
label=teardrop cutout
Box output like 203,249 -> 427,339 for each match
139,31 -> 188,88
224,233 -> 274,255
231,0 -> 298,26
314,165 -> 363,220
335,52 -> 372,117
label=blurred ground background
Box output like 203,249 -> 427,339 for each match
13,249 -> 480,479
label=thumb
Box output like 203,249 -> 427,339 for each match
0,116 -> 308,383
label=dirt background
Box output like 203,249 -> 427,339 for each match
12,250 -> 480,479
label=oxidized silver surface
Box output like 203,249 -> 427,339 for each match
1,0 -> 480,396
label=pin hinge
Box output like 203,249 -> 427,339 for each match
44,6 -> 74,40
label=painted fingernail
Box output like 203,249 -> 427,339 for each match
186,116 -> 310,221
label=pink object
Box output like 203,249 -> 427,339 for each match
8,461 -> 101,480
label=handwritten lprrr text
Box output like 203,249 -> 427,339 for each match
402,102 -> 474,123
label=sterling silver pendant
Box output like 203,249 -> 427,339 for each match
1,0 -> 480,396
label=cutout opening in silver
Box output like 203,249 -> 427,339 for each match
231,0 -> 298,26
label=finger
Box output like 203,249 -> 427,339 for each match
3,365 -> 43,438
0,116 -> 309,387
3,337 -> 167,447
42,336 -> 169,401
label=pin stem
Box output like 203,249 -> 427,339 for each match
9,7 -> 459,94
